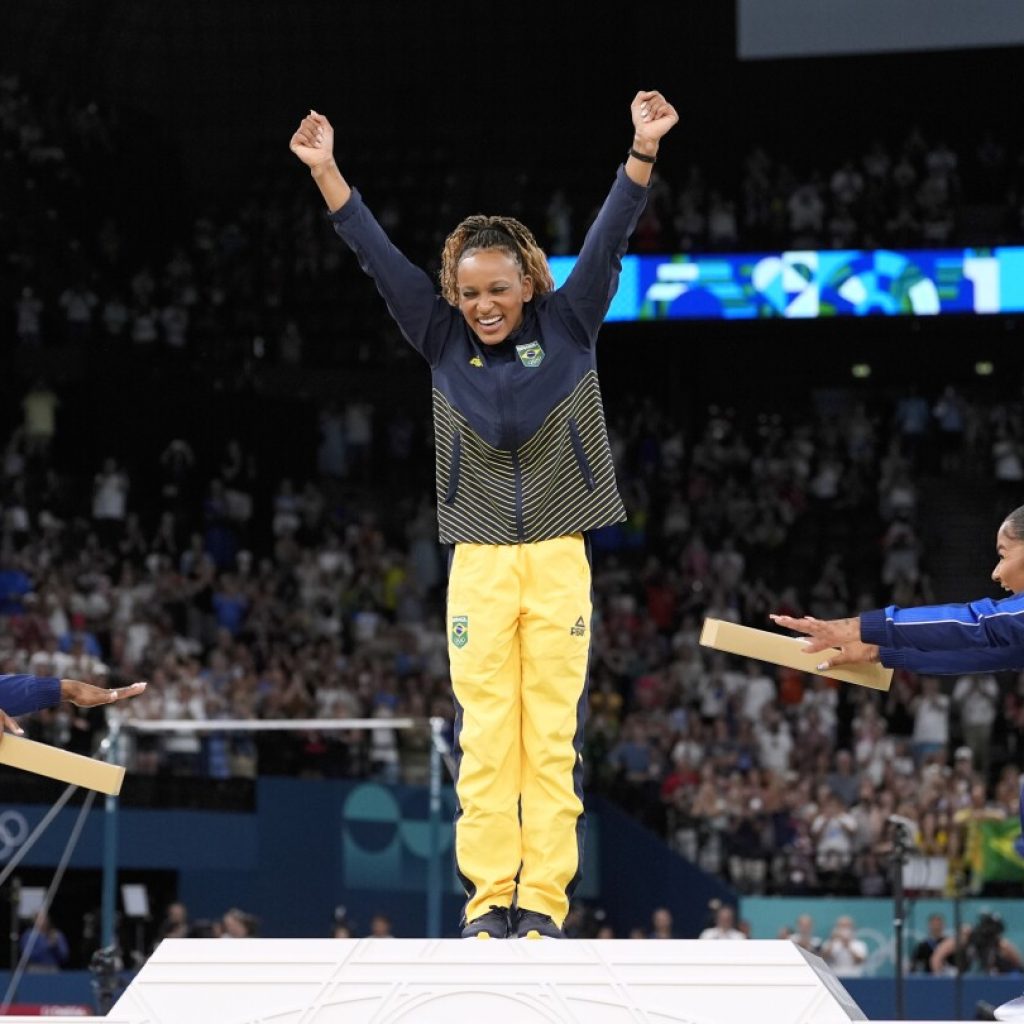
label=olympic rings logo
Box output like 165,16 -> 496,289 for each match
0,811 -> 28,862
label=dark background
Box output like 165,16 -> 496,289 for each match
0,1 -> 1021,577
2,3 -> 1022,324
4,0 -> 1023,181
2,1 -> 1024,470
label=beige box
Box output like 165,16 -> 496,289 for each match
0,733 -> 125,795
700,618 -> 893,691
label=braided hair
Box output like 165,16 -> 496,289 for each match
439,214 -> 554,306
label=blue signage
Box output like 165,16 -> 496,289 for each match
549,247 -> 1024,321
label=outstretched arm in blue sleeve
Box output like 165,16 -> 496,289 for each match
879,645 -> 1024,675
862,592 -> 1024,652
0,674 -> 61,718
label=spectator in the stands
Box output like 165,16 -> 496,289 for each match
221,908 -> 258,938
155,901 -> 190,943
19,911 -> 69,971
825,750 -> 860,807
821,915 -> 867,977
910,677 -> 950,766
699,904 -> 745,940
649,907 -> 675,940
910,913 -> 948,974
952,674 -> 999,774
790,913 -> 822,955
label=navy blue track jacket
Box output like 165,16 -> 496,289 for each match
329,166 -> 648,545
862,592 -> 1024,674
0,674 -> 61,716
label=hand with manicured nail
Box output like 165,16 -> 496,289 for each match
769,614 -> 880,670
60,679 -> 148,707
769,614 -> 860,653
288,109 -> 335,169
631,89 -> 678,145
0,678 -> 148,746
813,640 -> 881,671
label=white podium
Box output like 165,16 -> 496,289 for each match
3,939 -> 958,1023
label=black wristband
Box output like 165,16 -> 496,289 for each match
628,147 -> 657,164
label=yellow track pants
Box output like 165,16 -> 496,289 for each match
447,533 -> 592,928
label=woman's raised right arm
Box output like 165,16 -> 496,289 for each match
290,111 -> 350,212
289,110 -> 454,364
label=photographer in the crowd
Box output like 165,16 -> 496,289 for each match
930,913 -> 1023,976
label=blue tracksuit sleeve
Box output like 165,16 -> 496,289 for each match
0,675 -> 61,716
861,592 -> 1024,651
879,645 -> 1024,674
327,190 -> 456,367
554,165 -> 649,343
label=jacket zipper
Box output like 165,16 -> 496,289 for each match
496,361 -> 525,541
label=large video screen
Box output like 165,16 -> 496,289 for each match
737,0 -> 1024,58
548,248 -> 1024,322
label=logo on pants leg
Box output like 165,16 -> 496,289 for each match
451,615 -> 469,648
570,616 -> 586,637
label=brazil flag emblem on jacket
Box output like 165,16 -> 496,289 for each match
516,341 -> 545,368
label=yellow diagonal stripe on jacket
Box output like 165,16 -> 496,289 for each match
434,370 -> 626,545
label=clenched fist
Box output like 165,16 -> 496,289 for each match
289,110 -> 335,168
632,90 -> 679,145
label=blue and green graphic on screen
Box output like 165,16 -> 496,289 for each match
549,248 -> 1024,320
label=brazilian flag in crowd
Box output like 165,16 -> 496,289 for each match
970,818 -> 1024,883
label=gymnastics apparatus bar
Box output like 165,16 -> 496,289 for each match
113,717 -> 454,942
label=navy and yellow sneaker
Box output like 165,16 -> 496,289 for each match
514,908 -> 564,939
461,906 -> 511,939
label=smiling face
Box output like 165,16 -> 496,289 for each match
992,520 -> 1024,594
456,248 -> 533,345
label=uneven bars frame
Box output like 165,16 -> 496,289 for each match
105,716 -> 455,939
121,718 -> 417,732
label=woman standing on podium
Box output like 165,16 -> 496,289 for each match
289,91 -> 678,938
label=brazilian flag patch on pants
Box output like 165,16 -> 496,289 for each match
451,615 -> 469,648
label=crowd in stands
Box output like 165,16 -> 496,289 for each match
5,369 -> 1024,902
636,126 -> 1020,256
6,71 -> 1024,381
4,68 -> 1024,925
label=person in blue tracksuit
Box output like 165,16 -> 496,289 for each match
0,674 -> 147,736
289,92 -> 678,939
773,503 -> 1024,1021
770,503 -> 1024,675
